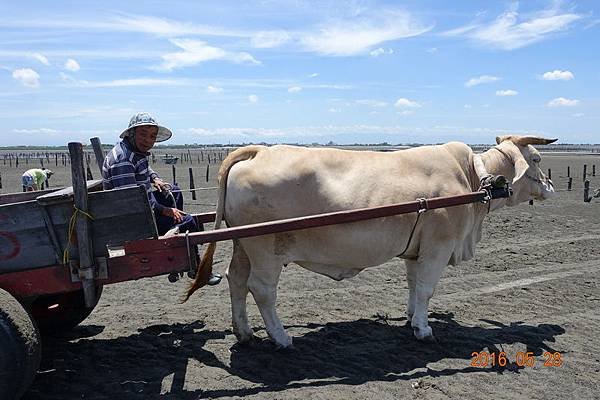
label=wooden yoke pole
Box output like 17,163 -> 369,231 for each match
68,142 -> 97,307
90,137 -> 105,174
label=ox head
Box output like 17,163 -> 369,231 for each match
495,135 -> 558,205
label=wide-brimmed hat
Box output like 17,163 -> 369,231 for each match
119,112 -> 173,142
42,168 -> 53,178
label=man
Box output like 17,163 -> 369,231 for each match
102,112 -> 221,285
22,168 -> 53,191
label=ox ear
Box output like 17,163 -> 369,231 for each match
512,154 -> 530,184
495,135 -> 513,144
512,136 -> 557,146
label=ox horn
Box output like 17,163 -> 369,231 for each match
496,135 -> 558,146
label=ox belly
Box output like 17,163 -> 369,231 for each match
230,214 -> 421,279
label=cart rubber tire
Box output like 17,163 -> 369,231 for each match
31,285 -> 103,335
0,288 -> 42,400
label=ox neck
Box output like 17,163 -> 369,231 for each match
475,146 -> 515,211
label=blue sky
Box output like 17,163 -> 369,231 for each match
0,0 -> 598,146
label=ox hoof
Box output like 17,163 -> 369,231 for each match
270,334 -> 293,350
413,326 -> 436,342
276,342 -> 296,352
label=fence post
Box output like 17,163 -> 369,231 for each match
567,177 -> 572,191
547,169 -> 551,180
189,167 -> 196,200
567,166 -> 570,177
584,180 -> 591,202
188,149 -> 193,164
593,165 -> 596,177
68,142 -> 97,308
0,171 -> 2,189
583,164 -> 587,181
206,164 -> 209,182
172,165 -> 177,184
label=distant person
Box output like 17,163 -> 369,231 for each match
102,112 -> 221,286
22,168 -> 53,191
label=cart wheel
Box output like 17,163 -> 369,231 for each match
0,288 -> 42,400
30,285 -> 103,335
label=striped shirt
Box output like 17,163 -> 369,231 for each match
102,139 -> 165,213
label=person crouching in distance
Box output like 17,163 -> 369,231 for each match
101,112 -> 221,286
22,167 -> 53,191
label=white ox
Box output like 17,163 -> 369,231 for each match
185,135 -> 556,347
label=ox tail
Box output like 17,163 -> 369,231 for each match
182,146 -> 264,302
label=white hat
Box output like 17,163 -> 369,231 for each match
120,112 -> 173,142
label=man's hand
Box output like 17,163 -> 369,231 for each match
153,177 -> 170,192
161,207 -> 185,223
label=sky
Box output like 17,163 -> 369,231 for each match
0,0 -> 598,146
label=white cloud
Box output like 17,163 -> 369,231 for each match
300,9 -> 432,56
398,110 -> 414,116
31,53 -> 49,66
206,85 -> 223,93
572,113 -> 584,117
394,98 -> 421,108
64,58 -> 80,71
547,97 -> 579,107
329,108 -> 341,113
12,68 -> 40,87
356,99 -> 388,107
248,94 -> 259,103
442,3 -> 583,50
426,47 -> 438,53
251,30 -> 291,48
464,104 -> 472,109
160,38 -> 260,71
541,69 -> 574,80
111,15 -> 248,38
496,89 -> 518,96
288,86 -> 302,93
369,47 -> 394,57
13,128 -> 59,134
308,73 -> 319,78
64,78 -> 185,88
465,75 -> 500,87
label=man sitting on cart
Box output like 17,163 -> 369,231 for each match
22,168 -> 53,191
102,112 -> 221,286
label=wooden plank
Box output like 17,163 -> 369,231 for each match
36,179 -> 103,205
0,187 -> 62,205
0,245 -> 191,298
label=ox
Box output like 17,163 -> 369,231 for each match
184,135 -> 557,347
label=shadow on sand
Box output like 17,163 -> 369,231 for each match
25,313 -> 565,400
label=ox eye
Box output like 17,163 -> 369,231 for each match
531,156 -> 541,163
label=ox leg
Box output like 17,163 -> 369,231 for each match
226,241 -> 254,343
247,264 -> 292,349
409,249 -> 450,342
405,260 -> 417,324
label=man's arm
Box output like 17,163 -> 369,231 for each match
147,165 -> 170,192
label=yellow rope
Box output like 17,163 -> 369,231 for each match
63,206 -> 94,265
